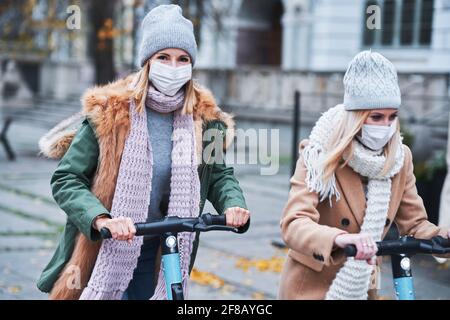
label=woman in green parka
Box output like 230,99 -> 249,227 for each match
36,4 -> 249,300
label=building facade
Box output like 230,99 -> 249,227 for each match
196,0 -> 450,73
1,0 -> 449,160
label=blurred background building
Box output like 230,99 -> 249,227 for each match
1,0 -> 449,222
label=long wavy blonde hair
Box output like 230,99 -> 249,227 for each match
322,110 -> 401,183
130,59 -> 199,115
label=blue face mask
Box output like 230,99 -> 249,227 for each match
356,120 -> 397,151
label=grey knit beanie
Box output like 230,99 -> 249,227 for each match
138,4 -> 197,67
343,50 -> 401,111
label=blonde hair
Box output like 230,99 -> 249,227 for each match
131,59 -> 198,115
321,110 -> 401,183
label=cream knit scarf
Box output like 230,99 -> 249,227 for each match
302,105 -> 405,300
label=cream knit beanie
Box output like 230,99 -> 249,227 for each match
343,50 -> 401,111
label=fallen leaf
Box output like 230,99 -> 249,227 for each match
190,268 -> 225,289
252,292 -> 265,300
437,262 -> 449,270
8,286 -> 21,294
236,257 -> 285,273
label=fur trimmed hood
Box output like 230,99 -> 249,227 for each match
39,73 -> 235,160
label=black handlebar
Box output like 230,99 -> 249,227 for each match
344,236 -> 450,257
202,213 -> 227,227
433,236 -> 450,247
344,245 -> 358,257
100,228 -> 112,239
100,213 -> 250,239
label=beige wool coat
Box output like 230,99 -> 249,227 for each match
279,139 -> 449,300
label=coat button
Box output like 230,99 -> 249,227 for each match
385,218 -> 391,227
341,218 -> 350,227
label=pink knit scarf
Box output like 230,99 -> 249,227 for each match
79,87 -> 200,300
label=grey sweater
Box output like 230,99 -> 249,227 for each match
146,107 -> 174,222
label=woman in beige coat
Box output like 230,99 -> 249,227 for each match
279,51 -> 450,300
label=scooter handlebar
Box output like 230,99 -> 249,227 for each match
100,227 -> 113,239
344,245 -> 358,257
100,213 -> 250,239
344,236 -> 450,257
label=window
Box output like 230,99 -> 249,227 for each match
382,0 -> 396,45
363,0 -> 434,48
419,0 -> 434,44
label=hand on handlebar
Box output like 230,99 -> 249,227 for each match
224,207 -> 250,228
100,213 -> 250,240
335,233 -> 378,265
344,236 -> 450,257
95,216 -> 136,244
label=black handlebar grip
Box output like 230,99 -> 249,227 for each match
203,214 -> 250,234
441,238 -> 450,247
434,236 -> 450,247
209,214 -> 227,226
237,219 -> 250,234
344,245 -> 357,257
100,227 -> 112,239
213,214 -> 250,234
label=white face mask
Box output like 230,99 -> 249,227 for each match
356,120 -> 397,151
149,61 -> 192,97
